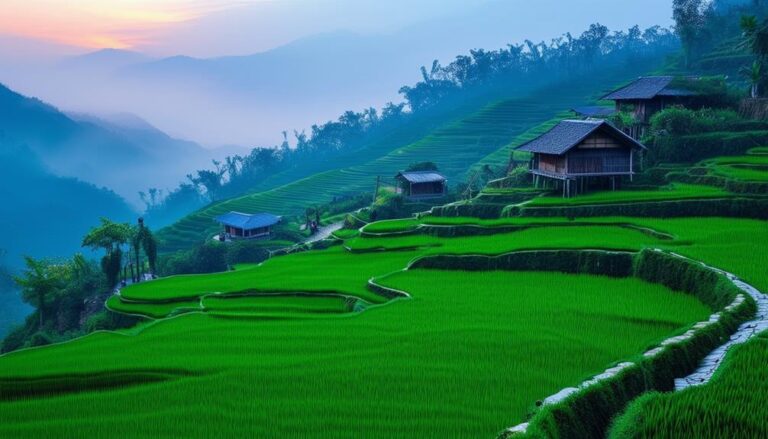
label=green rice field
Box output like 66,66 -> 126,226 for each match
1,216 -> 767,438
0,270 -> 708,438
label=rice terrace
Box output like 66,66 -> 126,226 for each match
1,1 -> 768,438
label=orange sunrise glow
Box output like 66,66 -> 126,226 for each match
0,0 -> 245,49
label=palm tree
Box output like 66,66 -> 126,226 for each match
742,60 -> 763,98
14,257 -> 65,328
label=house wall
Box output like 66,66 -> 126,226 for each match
410,182 -> 445,196
537,154 -> 566,174
567,149 -> 631,174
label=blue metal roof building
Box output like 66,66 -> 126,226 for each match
215,212 -> 281,239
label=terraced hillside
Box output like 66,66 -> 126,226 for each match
1,214 -> 765,438
156,66 -> 656,252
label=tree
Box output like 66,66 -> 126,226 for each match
82,218 -> 131,289
673,0 -> 707,66
127,218 -> 159,282
742,60 -> 763,97
14,257 -> 67,328
188,168 -> 225,202
142,228 -> 158,275
406,161 -> 439,172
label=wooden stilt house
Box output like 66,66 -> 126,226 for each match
516,119 -> 647,197
603,76 -> 700,138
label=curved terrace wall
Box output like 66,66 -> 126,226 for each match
502,197 -> 768,219
376,248 -> 757,438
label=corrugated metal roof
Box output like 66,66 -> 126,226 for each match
396,171 -> 446,184
603,76 -> 699,100
215,211 -> 280,229
515,119 -> 646,155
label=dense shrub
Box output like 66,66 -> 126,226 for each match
83,310 -> 139,333
410,250 -> 635,277
648,107 -> 741,137
159,241 -> 228,275
224,240 -> 271,266
369,195 -> 438,221
647,130 -> 768,163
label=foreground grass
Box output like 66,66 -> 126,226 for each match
610,332 -> 768,439
526,183 -> 729,207
0,271 -> 708,438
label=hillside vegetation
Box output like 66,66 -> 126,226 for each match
156,63 -> 660,252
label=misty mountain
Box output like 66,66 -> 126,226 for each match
50,31 -> 429,146
0,141 -> 134,268
0,139 -> 135,337
0,83 -> 222,206
59,48 -> 153,74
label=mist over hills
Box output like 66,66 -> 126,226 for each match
0,83 -> 233,207
0,0 -> 673,148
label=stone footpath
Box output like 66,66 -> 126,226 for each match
675,271 -> 768,390
304,222 -> 344,244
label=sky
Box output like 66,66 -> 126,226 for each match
1,0 -> 674,58
0,0 -> 675,147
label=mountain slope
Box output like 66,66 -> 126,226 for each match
156,62 -> 652,252
0,84 -> 217,206
0,141 -> 134,268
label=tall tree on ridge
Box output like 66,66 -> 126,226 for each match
82,218 -> 132,289
673,0 -> 707,66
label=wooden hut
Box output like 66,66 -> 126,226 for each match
215,211 -> 280,240
516,119 -> 647,197
603,76 -> 699,138
395,171 -> 447,199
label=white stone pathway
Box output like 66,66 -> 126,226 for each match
304,221 -> 344,244
674,270 -> 768,390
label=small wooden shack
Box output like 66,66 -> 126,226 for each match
603,76 -> 699,138
516,119 -> 646,197
214,211 -> 280,240
395,171 -> 447,199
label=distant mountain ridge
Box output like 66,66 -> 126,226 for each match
0,83 -> 221,207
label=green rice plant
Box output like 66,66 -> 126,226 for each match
200,294 -> 353,314
609,332 -> 768,439
526,184 -> 729,207
346,225 -> 663,253
105,295 -> 201,319
331,228 -> 360,240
